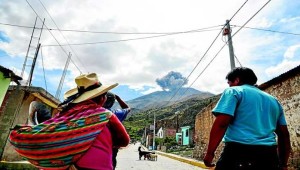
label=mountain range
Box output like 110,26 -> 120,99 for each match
124,87 -> 214,112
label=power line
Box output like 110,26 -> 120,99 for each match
164,0 -> 250,106
231,0 -> 271,38
42,27 -> 222,47
229,0 -> 249,21
232,25 -> 300,36
165,28 -> 224,105
38,0 -> 87,73
0,21 -> 221,35
183,42 -> 227,97
3,20 -> 299,37
25,0 -> 82,74
234,54 -> 243,67
40,46 -> 48,92
176,0 -> 271,102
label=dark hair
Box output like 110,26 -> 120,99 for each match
91,92 -> 108,103
103,92 -> 115,109
226,67 -> 257,85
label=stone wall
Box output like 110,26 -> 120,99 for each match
193,66 -> 300,169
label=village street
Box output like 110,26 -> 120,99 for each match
115,143 -> 207,170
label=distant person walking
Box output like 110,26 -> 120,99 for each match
104,92 -> 131,170
204,67 -> 291,170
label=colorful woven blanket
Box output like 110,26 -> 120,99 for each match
9,101 -> 110,170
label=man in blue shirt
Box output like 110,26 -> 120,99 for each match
104,92 -> 131,170
204,67 -> 291,170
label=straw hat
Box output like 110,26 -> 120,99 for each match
63,73 -> 118,104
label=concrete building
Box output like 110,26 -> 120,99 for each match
157,127 -> 177,139
180,126 -> 192,146
0,85 -> 60,161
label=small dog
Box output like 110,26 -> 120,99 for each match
148,153 -> 157,161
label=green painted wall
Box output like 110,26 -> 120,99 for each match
181,126 -> 191,146
0,72 -> 11,106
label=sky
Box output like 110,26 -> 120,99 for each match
0,0 -> 300,102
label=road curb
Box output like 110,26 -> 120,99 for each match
155,151 -> 208,169
138,145 -> 209,169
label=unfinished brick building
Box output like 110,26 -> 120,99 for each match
193,65 -> 300,169
0,86 -> 60,161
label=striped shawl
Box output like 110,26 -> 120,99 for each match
9,101 -> 111,170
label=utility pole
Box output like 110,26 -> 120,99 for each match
55,53 -> 71,100
224,20 -> 236,70
152,112 -> 156,150
175,111 -> 180,133
28,43 -> 41,86
22,17 -> 45,86
21,17 -> 37,78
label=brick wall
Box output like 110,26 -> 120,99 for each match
0,88 -> 26,161
0,86 -> 60,161
263,74 -> 300,168
193,67 -> 300,169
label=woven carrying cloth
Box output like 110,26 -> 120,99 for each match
9,101 -> 110,170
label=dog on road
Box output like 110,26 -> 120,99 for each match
138,146 -> 152,160
147,153 -> 158,161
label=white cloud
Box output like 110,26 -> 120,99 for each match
1,0 -> 299,100
265,60 -> 300,77
284,44 -> 300,59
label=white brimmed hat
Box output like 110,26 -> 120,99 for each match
63,73 -> 118,104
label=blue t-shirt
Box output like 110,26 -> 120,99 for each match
109,108 -> 130,122
212,85 -> 287,146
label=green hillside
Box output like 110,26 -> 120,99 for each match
123,95 -> 219,141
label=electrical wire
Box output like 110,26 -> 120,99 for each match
25,0 -> 82,74
164,0 -> 250,106
232,25 -> 300,36
222,30 -> 243,67
42,27 -> 222,47
2,20 -> 298,37
38,0 -> 87,73
0,21 -> 221,35
175,0 -> 271,102
40,46 -> 48,92
234,54 -> 243,67
231,0 -> 271,38
228,0 -> 249,22
182,42 -> 227,97
165,27 -> 224,105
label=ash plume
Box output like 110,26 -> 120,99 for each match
156,71 -> 188,91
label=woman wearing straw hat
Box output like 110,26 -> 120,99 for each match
60,73 -> 130,170
9,73 -> 130,170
